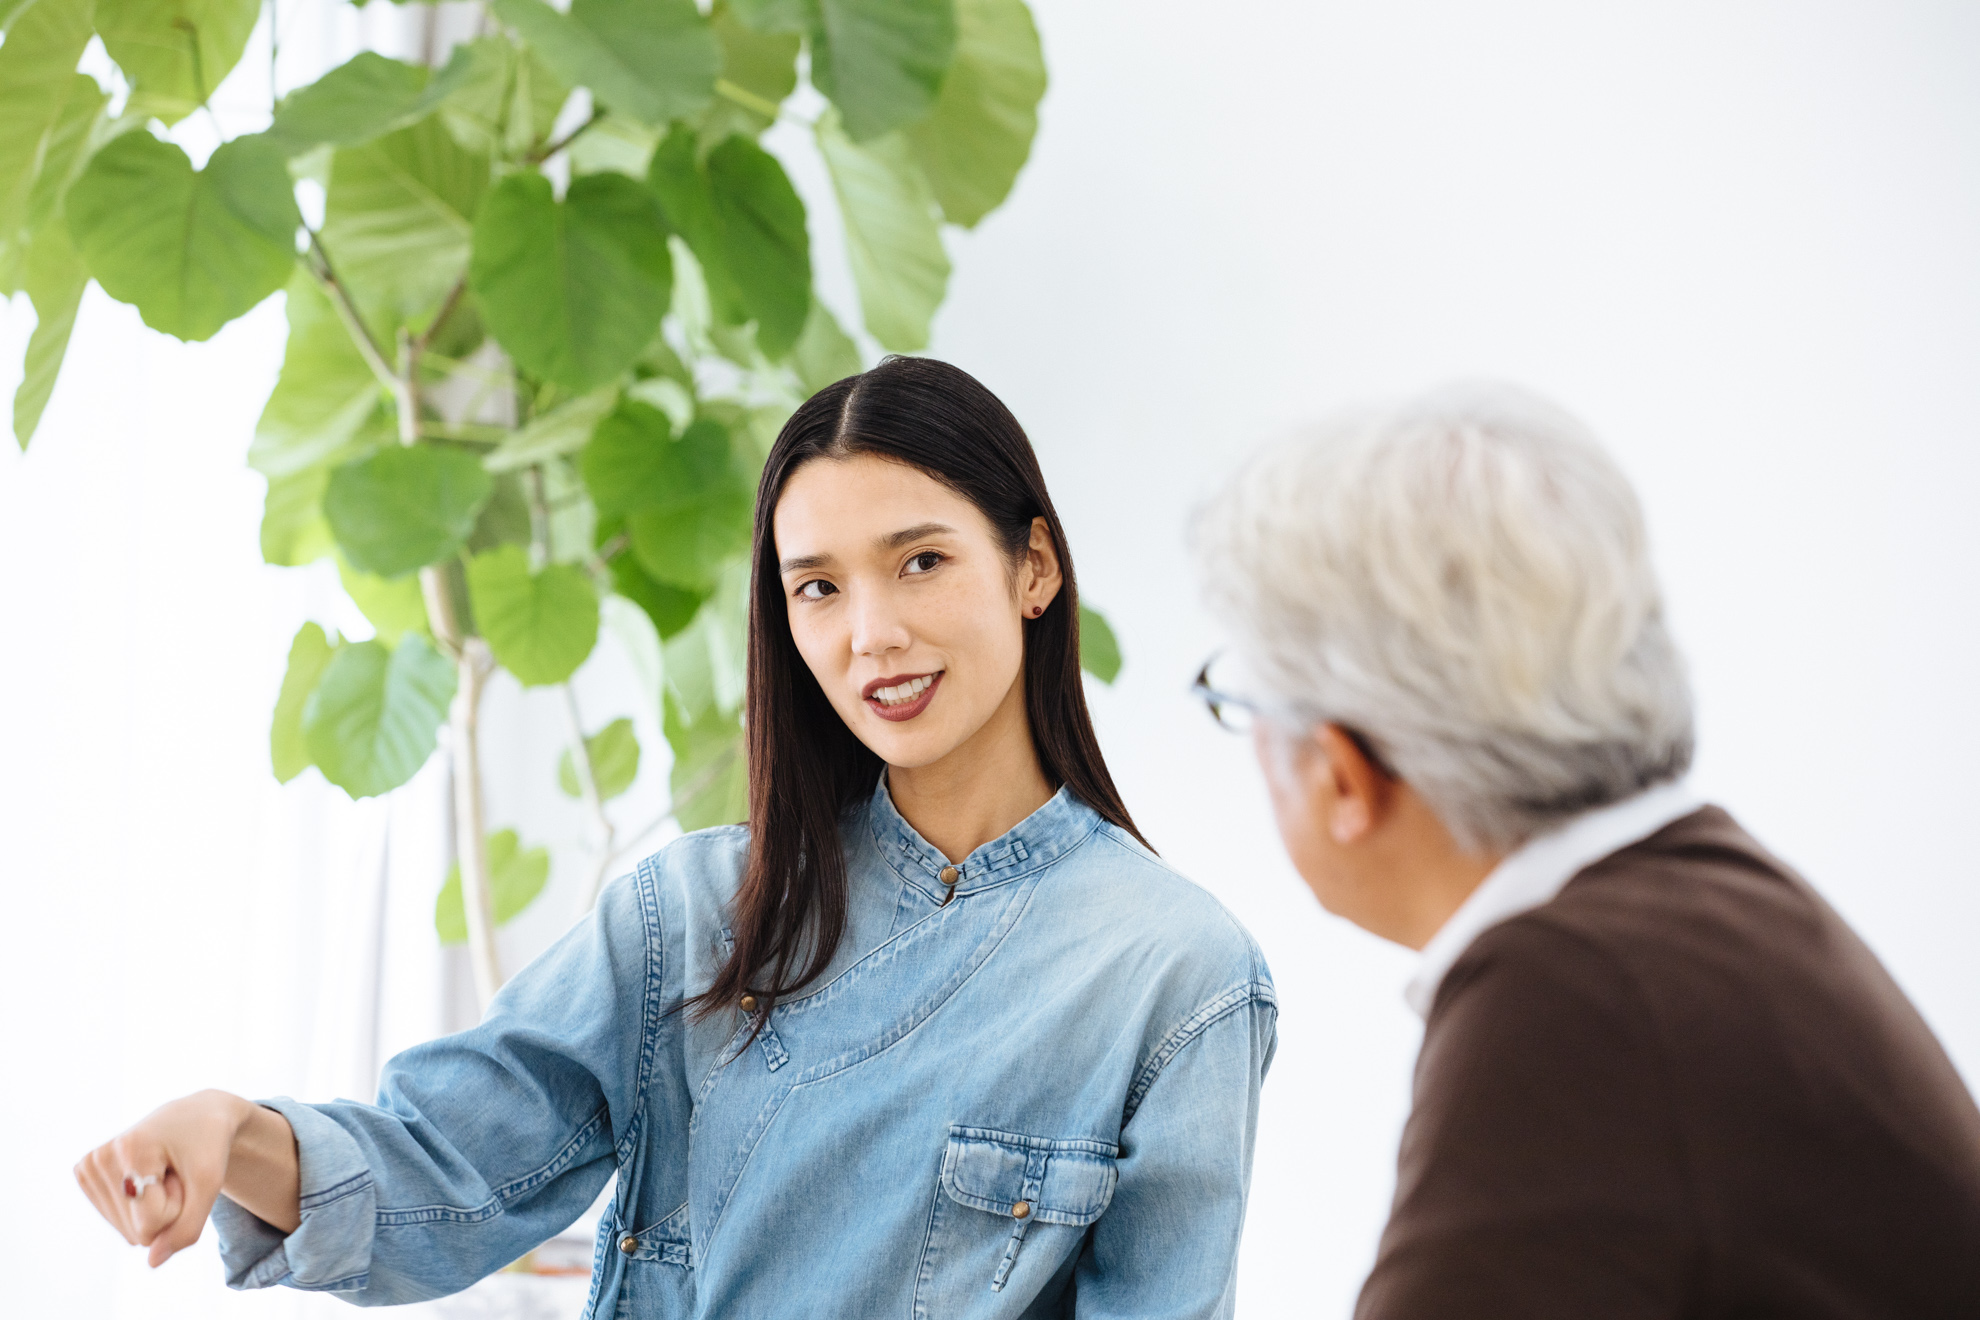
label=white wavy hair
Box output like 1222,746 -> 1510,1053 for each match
1193,382 -> 1694,853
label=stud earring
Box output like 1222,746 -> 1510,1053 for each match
1031,606 -> 1043,617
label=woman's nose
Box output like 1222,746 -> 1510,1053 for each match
847,590 -> 913,658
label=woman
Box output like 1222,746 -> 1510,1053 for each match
75,357 -> 1278,1317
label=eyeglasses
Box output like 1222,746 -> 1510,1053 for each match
1190,655 -> 1261,734
1190,651 -> 1399,778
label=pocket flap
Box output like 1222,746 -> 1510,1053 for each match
939,1126 -> 1120,1227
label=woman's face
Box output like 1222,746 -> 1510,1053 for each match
773,454 -> 1060,770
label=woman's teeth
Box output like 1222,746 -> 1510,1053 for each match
873,675 -> 936,707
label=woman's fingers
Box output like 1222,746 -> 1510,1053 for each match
112,1132 -> 181,1248
146,1169 -> 204,1268
74,1150 -> 139,1245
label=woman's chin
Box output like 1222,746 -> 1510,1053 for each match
859,714 -> 970,772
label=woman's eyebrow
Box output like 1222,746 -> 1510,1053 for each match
779,524 -> 956,574
878,522 -> 957,550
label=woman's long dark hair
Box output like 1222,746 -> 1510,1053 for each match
688,356 -> 1148,1021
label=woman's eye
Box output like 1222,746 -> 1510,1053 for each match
796,579 -> 837,600
904,551 -> 944,576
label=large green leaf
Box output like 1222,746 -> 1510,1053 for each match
321,118 -> 488,338
0,0 -> 93,298
603,521 -> 706,640
303,633 -> 456,798
465,543 -> 601,686
470,171 -> 672,393
816,110 -> 949,351
270,621 -> 337,783
558,716 -> 640,800
260,466 -> 335,566
582,398 -> 677,519
268,51 -> 478,155
324,445 -> 493,578
434,829 -> 549,944
339,557 -> 430,646
586,405 -> 752,591
1078,603 -> 1120,684
437,37 -> 571,158
810,0 -> 957,143
12,222 -> 87,449
95,0 -> 261,126
663,689 -> 746,830
66,132 -> 301,342
904,0 -> 1042,228
646,127 -> 734,314
789,297 -> 861,396
249,269 -> 392,478
489,0 -> 718,127
706,135 -> 809,356
1,0 -> 104,265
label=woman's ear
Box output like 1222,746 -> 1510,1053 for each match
1018,517 -> 1064,617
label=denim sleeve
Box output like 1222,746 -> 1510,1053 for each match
1073,984 -> 1279,1319
212,868 -> 661,1304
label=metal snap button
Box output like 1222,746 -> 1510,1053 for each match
740,994 -> 758,1014
619,1235 -> 639,1255
939,865 -> 960,886
1011,1201 -> 1031,1219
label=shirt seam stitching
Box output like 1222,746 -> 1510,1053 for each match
1122,981 -> 1275,1124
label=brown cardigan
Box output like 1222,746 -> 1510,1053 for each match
1357,807 -> 1980,1318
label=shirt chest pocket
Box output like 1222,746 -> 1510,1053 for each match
914,1127 -> 1120,1318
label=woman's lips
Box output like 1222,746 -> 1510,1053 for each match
864,671 -> 943,723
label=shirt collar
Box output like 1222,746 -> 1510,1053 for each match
864,773 -> 1102,896
1403,777 -> 1704,1019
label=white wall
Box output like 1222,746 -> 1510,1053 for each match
3,3 -> 1977,1318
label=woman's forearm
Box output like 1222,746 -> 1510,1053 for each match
219,1095 -> 302,1232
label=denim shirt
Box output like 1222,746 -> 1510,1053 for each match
214,781 -> 1279,1317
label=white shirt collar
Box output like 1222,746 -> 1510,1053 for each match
1403,778 -> 1704,1018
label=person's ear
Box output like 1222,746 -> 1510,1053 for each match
1314,724 -> 1389,845
1017,517 -> 1063,617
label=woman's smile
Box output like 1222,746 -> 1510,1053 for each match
864,670 -> 945,721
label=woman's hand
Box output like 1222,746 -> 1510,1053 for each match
74,1090 -> 300,1268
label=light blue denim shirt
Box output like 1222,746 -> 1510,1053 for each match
214,780 -> 1278,1317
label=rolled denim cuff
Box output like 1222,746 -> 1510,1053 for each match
212,1097 -> 377,1293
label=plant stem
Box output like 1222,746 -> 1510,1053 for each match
392,320 -> 503,1011
451,638 -> 502,1007
526,108 -> 605,165
305,230 -> 395,391
713,78 -> 784,122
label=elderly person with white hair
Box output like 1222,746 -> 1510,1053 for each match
1194,384 -> 1980,1318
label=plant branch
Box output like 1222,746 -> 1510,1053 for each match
714,78 -> 799,125
417,276 -> 469,354
597,531 -> 630,563
524,464 -> 552,569
451,638 -> 503,1008
418,421 -> 510,444
526,107 -> 605,165
305,230 -> 396,391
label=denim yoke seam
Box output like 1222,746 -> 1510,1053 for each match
696,868 -> 1050,1255
1121,980 -> 1277,1126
